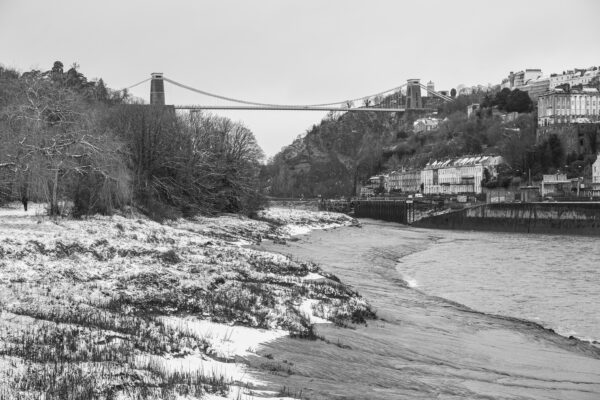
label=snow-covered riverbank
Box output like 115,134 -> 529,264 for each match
0,203 -> 367,399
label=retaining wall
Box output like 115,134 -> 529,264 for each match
413,202 -> 600,236
353,200 -> 414,224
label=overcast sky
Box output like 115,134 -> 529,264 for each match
1,0 -> 599,157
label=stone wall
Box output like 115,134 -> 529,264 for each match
413,202 -> 600,236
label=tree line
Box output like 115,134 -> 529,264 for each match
0,62 -> 265,219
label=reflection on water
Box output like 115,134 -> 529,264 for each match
395,230 -> 600,342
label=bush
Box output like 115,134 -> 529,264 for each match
71,169 -> 130,218
160,249 -> 181,264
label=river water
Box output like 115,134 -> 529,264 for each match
252,220 -> 600,399
394,229 -> 600,343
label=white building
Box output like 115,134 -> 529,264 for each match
541,174 -> 576,197
382,173 -> 390,192
549,67 -> 600,90
399,170 -> 421,193
387,170 -> 401,192
593,156 -> 600,185
387,169 -> 422,193
413,118 -> 439,133
359,186 -> 374,197
421,155 -> 504,195
538,87 -> 600,126
521,76 -> 550,102
501,69 -> 543,90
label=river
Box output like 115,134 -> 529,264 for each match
395,229 -> 600,343
250,219 -> 600,399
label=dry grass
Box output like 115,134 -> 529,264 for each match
0,207 -> 373,398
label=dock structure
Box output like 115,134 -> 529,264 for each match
353,200 -> 415,224
320,199 -> 416,225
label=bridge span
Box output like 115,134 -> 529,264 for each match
174,105 -> 435,112
125,73 -> 454,112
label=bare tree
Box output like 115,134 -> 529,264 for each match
3,74 -> 129,215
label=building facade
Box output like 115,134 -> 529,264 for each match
387,171 -> 401,192
413,118 -> 439,133
521,76 -> 550,102
421,155 -> 504,195
386,170 -> 422,193
538,87 -> 600,126
399,170 -> 421,193
593,156 -> 600,185
549,68 -> 600,90
541,174 -> 577,197
501,69 -> 543,90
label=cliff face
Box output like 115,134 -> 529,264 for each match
279,134 -> 331,173
266,111 -> 410,197
537,124 -> 600,156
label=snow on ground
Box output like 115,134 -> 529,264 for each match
258,207 -> 357,237
302,272 -> 326,281
298,299 -> 331,324
204,387 -> 298,400
0,201 -> 47,217
280,224 -> 313,236
160,316 -> 288,359
136,352 -> 253,386
0,202 -> 372,399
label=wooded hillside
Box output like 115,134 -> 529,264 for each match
263,87 -> 595,197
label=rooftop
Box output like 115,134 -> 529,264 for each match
425,155 -> 503,169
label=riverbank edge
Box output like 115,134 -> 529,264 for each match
412,202 -> 600,236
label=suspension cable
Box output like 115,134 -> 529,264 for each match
418,83 -> 452,101
163,76 -> 407,108
120,77 -> 152,91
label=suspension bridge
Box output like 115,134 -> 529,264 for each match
126,73 -> 453,113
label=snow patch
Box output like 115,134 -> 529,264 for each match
259,207 -> 356,237
281,225 -> 312,236
299,299 -> 330,324
0,202 -> 47,217
303,272 -> 325,281
203,387 -> 298,400
137,352 -> 249,383
160,316 -> 287,359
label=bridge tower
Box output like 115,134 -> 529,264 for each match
405,79 -> 422,109
150,72 -> 165,105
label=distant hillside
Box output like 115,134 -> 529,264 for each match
262,89 -> 554,198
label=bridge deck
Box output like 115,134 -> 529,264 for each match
173,105 -> 435,112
